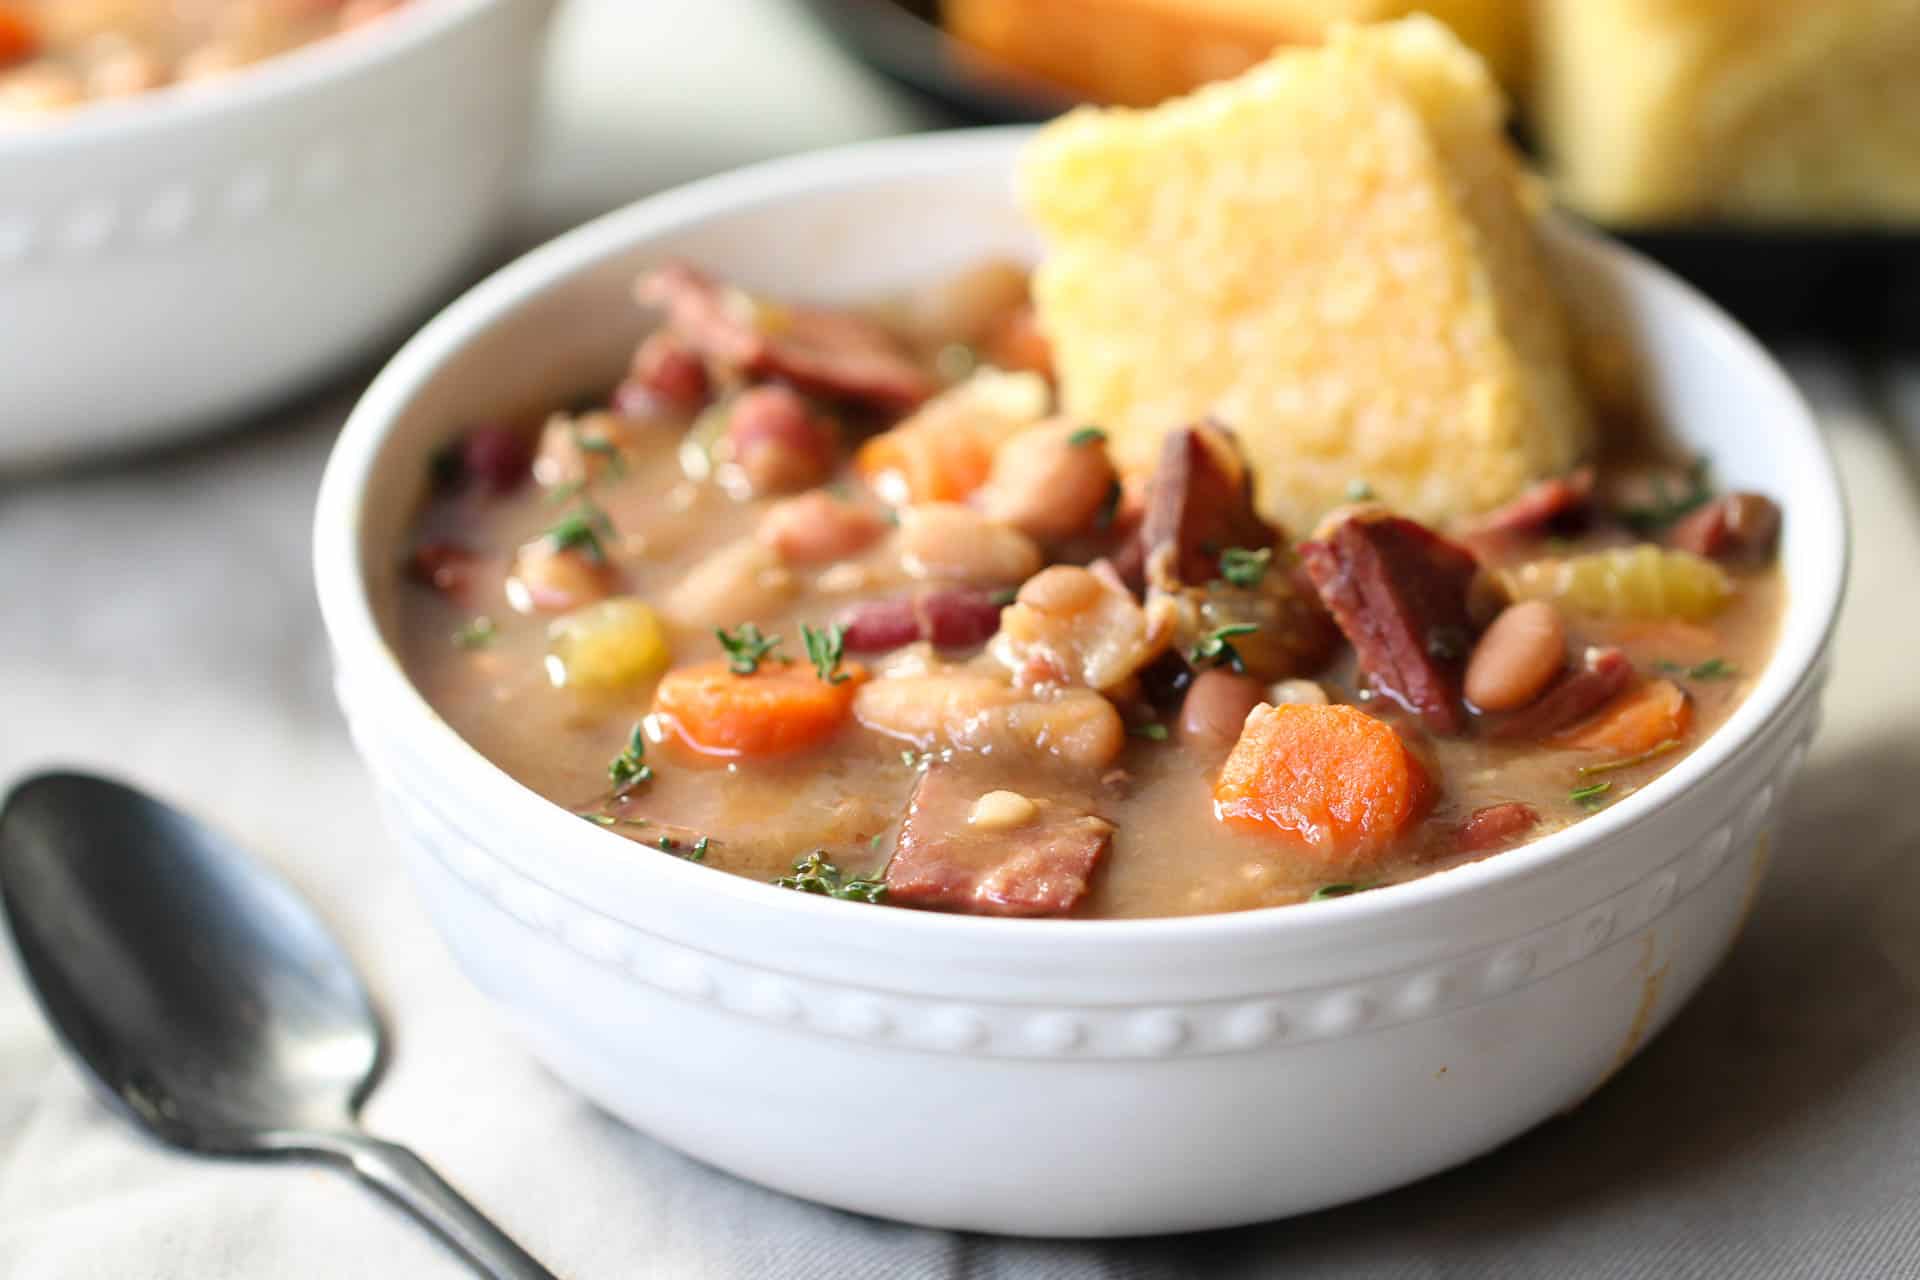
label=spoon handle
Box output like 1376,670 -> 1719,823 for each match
315,1133 -> 560,1280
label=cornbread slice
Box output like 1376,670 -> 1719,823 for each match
943,0 -> 1526,105
1020,17 -> 1590,533
1536,0 -> 1920,225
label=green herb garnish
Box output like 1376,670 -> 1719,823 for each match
452,616 -> 497,650
607,723 -> 652,790
1218,546 -> 1272,589
1311,881 -> 1375,901
802,622 -> 850,684
544,503 -> 613,563
1067,426 -> 1107,448
577,812 -> 650,828
1131,721 -> 1170,741
686,836 -> 710,863
1094,480 -> 1123,531
773,851 -> 887,903
1618,458 -> 1712,534
716,622 -> 782,675
1346,479 -> 1376,502
1570,781 -> 1613,809
573,426 -> 626,479
1577,739 -> 1682,777
1189,623 -> 1260,674
987,586 -> 1019,607
1654,656 -> 1737,680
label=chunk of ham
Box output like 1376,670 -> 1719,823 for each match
884,765 -> 1113,916
1464,467 -> 1595,538
1299,512 -> 1482,735
1486,646 -> 1635,740
1139,422 -> 1278,584
636,263 -> 934,411
1667,492 -> 1780,564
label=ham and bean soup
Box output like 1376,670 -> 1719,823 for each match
398,262 -> 1784,919
0,0 -> 407,119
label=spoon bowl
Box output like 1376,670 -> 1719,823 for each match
0,771 -> 556,1280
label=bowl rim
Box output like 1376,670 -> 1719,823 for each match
314,125 -> 1849,945
0,0 -> 512,156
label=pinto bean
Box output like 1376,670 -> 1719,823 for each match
726,385 -> 835,497
756,490 -> 889,565
974,422 -> 1119,543
897,504 -> 1043,586
661,538 -> 796,628
508,541 -> 613,614
1179,670 -> 1266,747
1464,601 -> 1567,712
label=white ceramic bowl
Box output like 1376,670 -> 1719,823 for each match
314,129 -> 1847,1237
0,0 -> 555,468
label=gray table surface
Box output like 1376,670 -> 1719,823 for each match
5,3 -> 1920,1275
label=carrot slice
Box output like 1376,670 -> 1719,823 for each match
855,421 -> 1002,505
1553,678 -> 1692,757
0,6 -> 38,65
1212,703 -> 1430,871
652,659 -> 867,759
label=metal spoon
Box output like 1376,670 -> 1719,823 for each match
0,771 -> 559,1280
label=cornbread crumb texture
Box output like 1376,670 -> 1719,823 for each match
941,0 -> 1528,104
1020,17 -> 1590,534
1537,0 -> 1920,224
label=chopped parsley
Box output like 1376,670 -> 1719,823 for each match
1189,623 -> 1260,674
1067,425 -> 1107,448
607,723 -> 652,790
452,616 -> 497,650
1569,780 -> 1613,809
1130,721 -> 1170,741
1218,546 -> 1273,589
543,503 -> 613,563
1310,881 -> 1375,901
802,622 -> 850,684
577,812 -> 650,828
716,622 -> 782,675
1659,656 -> 1736,681
1618,458 -> 1712,534
773,851 -> 887,903
1577,739 -> 1682,776
1346,479 -> 1376,502
572,427 -> 626,479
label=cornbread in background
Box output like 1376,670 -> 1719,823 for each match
942,0 -> 1526,106
1535,0 -> 1920,225
1020,17 -> 1590,534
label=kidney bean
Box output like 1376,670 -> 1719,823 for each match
435,425 -> 530,495
840,589 -> 1006,654
1454,803 -> 1539,853
1464,601 -> 1567,712
727,385 -> 835,496
1179,670 -> 1266,748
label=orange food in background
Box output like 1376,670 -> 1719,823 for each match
0,5 -> 37,66
1554,678 -> 1693,757
652,659 -> 868,760
942,0 -> 1526,108
1213,702 -> 1431,870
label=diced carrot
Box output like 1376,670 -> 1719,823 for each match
982,302 -> 1053,378
0,6 -> 38,65
1553,678 -> 1693,757
1212,703 -> 1431,872
652,659 -> 868,759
